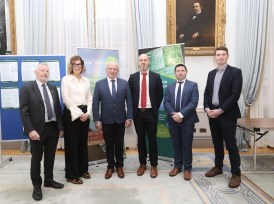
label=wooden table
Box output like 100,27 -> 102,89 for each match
237,118 -> 274,172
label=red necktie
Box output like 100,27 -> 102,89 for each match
141,73 -> 147,108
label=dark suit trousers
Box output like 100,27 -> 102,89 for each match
63,106 -> 89,179
30,122 -> 59,187
209,117 -> 241,176
168,121 -> 194,171
134,109 -> 158,166
102,123 -> 125,169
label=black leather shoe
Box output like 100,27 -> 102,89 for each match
44,180 -> 64,189
32,186 -> 42,201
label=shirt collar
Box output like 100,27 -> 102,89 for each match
217,64 -> 228,71
68,74 -> 84,81
140,71 -> 149,76
107,77 -> 117,83
36,80 -> 45,87
177,79 -> 186,83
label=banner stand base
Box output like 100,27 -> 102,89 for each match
0,157 -> 12,168
88,159 -> 107,166
0,140 -> 13,168
158,156 -> 173,162
88,151 -> 128,166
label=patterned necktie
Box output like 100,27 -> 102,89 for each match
141,73 -> 147,108
175,82 -> 183,112
42,84 -> 53,120
111,80 -> 116,101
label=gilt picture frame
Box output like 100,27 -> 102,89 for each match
166,0 -> 226,56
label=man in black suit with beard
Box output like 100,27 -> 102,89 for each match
128,53 -> 163,178
19,63 -> 64,201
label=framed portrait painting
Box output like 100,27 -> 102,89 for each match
167,0 -> 226,56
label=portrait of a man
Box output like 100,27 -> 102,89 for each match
176,0 -> 216,47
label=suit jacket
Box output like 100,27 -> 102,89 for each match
19,81 -> 63,136
183,12 -> 207,38
128,71 -> 163,118
92,78 -> 133,124
203,65 -> 243,120
164,79 -> 199,125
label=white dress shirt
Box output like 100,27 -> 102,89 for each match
107,77 -> 117,94
61,75 -> 93,121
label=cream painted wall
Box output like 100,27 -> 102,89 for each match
14,0 -> 24,54
153,0 -> 166,46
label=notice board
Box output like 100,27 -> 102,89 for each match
0,55 -> 66,141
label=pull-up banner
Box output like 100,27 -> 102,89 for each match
138,44 -> 185,158
77,48 -> 119,145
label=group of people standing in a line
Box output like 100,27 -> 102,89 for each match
19,46 -> 243,201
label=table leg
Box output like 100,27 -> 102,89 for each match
253,132 -> 257,172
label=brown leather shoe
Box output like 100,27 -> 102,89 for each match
117,167 -> 125,178
228,174 -> 241,188
169,168 -> 181,177
205,167 -> 223,177
150,166 -> 158,178
105,169 -> 114,179
184,171 -> 192,180
137,164 -> 146,176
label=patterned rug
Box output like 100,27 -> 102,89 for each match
238,154 -> 274,172
192,173 -> 273,203
0,154 -> 273,204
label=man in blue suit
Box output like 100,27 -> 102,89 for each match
93,61 -> 133,179
164,64 -> 199,180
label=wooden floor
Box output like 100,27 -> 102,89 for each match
2,147 -> 274,155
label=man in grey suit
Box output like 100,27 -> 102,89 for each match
19,63 -> 64,201
164,64 -> 199,180
93,61 -> 133,179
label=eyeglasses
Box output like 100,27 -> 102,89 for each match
72,63 -> 82,68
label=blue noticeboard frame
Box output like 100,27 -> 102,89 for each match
0,55 -> 66,141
